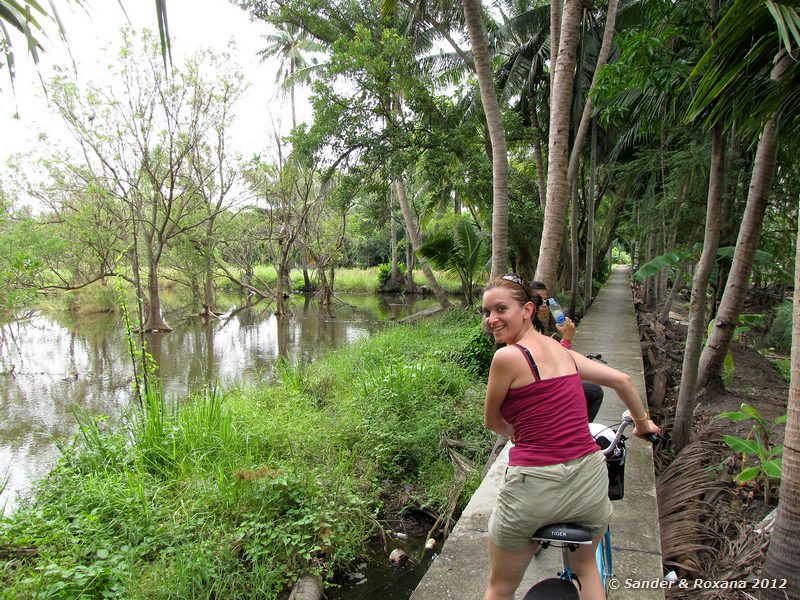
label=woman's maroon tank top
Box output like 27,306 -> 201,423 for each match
500,344 -> 599,467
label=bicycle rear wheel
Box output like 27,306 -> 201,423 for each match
523,577 -> 580,599
595,528 -> 614,594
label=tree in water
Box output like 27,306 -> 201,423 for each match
48,30 -> 246,332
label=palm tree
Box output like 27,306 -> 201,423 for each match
257,23 -> 324,131
461,0 -> 509,278
761,187 -> 800,597
394,178 -> 452,309
417,216 -> 491,306
763,207 -> 800,597
673,0 -> 726,452
492,2 -> 551,206
691,1 -> 800,394
258,23 -> 324,291
534,0 -> 584,291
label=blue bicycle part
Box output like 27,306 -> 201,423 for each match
596,527 -> 613,592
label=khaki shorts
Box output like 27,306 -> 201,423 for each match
488,451 -> 613,551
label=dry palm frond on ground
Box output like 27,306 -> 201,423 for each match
657,428 -> 731,577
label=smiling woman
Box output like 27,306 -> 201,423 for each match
479,273 -> 661,600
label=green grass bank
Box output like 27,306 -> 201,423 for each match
0,310 -> 493,599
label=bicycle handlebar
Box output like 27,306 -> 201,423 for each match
599,411 -> 668,457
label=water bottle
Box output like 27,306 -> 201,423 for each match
547,298 -> 567,326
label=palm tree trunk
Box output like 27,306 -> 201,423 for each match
595,195 -> 623,272
569,166 -> 580,314
550,0 -> 562,92
529,93 -> 547,207
535,0 -> 583,291
462,0 -> 509,278
644,231 -> 655,307
697,115 -> 777,393
393,179 -> 452,309
405,243 -> 416,293
760,208 -> 800,597
660,263 -> 686,324
584,119 -> 597,311
566,0 -> 620,197
673,125 -> 725,450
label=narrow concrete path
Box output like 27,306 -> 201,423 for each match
411,265 -> 664,599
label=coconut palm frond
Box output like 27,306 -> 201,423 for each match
491,3 -> 550,50
766,0 -> 800,53
498,54 -> 532,104
154,0 -> 171,69
687,0 -> 800,133
709,519 -> 769,581
419,49 -> 470,88
615,0 -> 649,32
281,61 -> 327,92
606,122 -> 653,164
775,71 -> 800,135
417,217 -> 490,305
454,88 -> 483,127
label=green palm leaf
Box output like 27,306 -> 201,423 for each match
686,0 -> 800,137
417,217 -> 490,305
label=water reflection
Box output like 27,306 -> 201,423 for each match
0,293 -> 438,513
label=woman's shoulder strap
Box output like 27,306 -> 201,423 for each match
513,343 -> 541,381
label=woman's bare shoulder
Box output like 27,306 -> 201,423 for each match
493,344 -> 521,361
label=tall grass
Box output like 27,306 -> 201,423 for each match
251,264 -> 463,295
0,310 -> 489,599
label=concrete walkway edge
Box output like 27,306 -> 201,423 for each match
410,265 -> 664,599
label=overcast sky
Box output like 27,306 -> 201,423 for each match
0,0 -> 312,175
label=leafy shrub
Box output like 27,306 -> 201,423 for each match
770,357 -> 790,382
718,403 -> 786,503
768,300 -> 792,352
376,262 -> 407,287
458,325 -> 497,379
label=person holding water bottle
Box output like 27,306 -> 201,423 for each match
480,274 -> 660,600
529,281 -> 604,421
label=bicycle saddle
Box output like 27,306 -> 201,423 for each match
531,523 -> 593,544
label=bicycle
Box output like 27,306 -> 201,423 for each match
522,410 -> 665,599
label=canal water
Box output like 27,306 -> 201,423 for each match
0,293 -> 439,515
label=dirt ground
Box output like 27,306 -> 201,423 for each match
637,303 -> 790,598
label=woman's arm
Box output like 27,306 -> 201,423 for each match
570,351 -> 661,438
484,348 -> 516,438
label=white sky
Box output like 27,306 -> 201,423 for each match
0,0 -> 313,175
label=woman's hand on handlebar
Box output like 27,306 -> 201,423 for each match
632,418 -> 662,440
